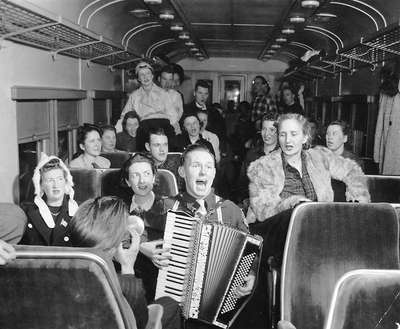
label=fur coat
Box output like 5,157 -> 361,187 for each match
247,146 -> 370,222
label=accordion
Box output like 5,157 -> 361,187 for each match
155,210 -> 263,328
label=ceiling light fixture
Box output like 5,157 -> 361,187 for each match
316,12 -> 337,18
267,49 -> 276,54
194,52 -> 203,56
159,10 -> 174,20
170,23 -> 183,31
178,32 -> 190,40
276,37 -> 287,43
190,47 -> 199,52
282,27 -> 295,34
143,0 -> 162,4
129,9 -> 150,18
271,44 -> 281,49
290,16 -> 306,23
185,40 -> 195,46
301,0 -> 320,8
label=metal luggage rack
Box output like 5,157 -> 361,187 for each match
284,21 -> 400,79
0,0 -> 142,69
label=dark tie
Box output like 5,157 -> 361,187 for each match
92,162 -> 101,169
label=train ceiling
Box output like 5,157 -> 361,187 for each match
1,0 -> 399,71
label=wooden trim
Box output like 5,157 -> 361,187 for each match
331,95 -> 377,104
11,86 -> 87,100
88,90 -> 126,99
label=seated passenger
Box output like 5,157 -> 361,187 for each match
173,112 -> 215,156
309,117 -> 324,147
326,120 -> 364,201
197,109 -> 221,163
145,127 -> 184,192
326,120 -> 363,166
124,146 -> 255,314
121,153 -> 171,301
236,113 -> 279,204
101,125 -> 124,153
20,154 -> 79,246
69,196 -> 181,329
70,124 -> 110,169
116,111 -> 140,153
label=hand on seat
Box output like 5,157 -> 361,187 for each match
0,240 -> 16,265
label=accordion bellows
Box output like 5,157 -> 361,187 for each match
155,210 -> 263,328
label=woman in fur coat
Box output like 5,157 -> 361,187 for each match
247,113 -> 370,222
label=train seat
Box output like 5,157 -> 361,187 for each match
325,269 -> 400,329
101,152 -> 132,168
281,202 -> 399,329
70,169 -> 104,204
100,169 -> 132,202
366,175 -> 400,203
155,169 -> 179,197
0,245 -> 137,329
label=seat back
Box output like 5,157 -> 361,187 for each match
101,152 -> 132,168
100,168 -> 178,202
0,245 -> 137,329
70,169 -> 104,204
325,269 -> 400,329
281,202 -> 399,329
155,169 -> 179,197
366,175 -> 400,203
101,168 -> 132,202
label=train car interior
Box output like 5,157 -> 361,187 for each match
1,0 -> 400,328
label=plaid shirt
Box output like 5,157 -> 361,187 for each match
251,95 -> 277,123
280,152 -> 318,201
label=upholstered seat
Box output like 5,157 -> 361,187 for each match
70,169 -> 104,204
325,269 -> 400,329
0,245 -> 137,329
101,152 -> 131,168
280,202 -> 399,329
366,175 -> 400,203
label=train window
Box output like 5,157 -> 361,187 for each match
93,99 -> 109,126
18,142 -> 38,203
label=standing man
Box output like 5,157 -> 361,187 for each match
250,76 -> 277,130
158,65 -> 183,135
281,86 -> 304,115
116,61 -> 175,151
184,80 -> 225,140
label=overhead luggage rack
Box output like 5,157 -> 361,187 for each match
0,0 -> 141,68
284,21 -> 400,79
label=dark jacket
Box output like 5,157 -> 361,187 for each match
172,132 -> 215,155
20,196 -> 72,246
116,131 -> 137,153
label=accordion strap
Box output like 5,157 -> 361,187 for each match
215,196 -> 223,224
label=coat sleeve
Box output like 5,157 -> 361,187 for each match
247,158 -> 305,221
317,147 -> 371,203
118,274 -> 149,329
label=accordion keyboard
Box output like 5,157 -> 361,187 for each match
155,211 -> 198,303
